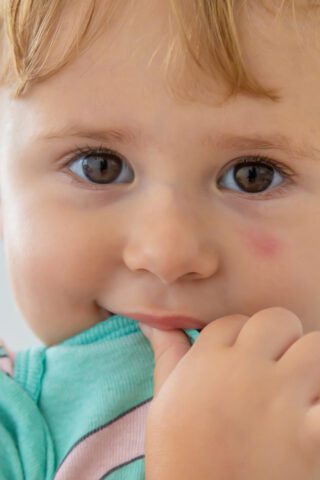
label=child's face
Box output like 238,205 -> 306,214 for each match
0,1 -> 320,345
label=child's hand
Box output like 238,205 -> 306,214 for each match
140,308 -> 320,480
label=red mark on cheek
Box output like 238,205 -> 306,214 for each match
240,228 -> 283,257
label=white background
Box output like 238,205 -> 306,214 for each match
0,246 -> 41,351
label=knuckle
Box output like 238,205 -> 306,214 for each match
300,330 -> 320,346
257,306 -> 298,319
203,314 -> 249,333
195,314 -> 249,348
252,307 -> 303,331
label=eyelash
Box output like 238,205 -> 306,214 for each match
65,144 -> 131,189
64,144 -> 297,198
218,155 -> 297,199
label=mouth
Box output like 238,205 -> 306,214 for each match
113,311 -> 206,331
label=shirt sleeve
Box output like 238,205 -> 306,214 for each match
0,345 -> 56,480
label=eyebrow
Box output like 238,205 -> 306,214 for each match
39,125 -> 143,145
38,125 -> 320,161
208,133 -> 320,162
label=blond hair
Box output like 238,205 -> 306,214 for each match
0,0 -> 313,100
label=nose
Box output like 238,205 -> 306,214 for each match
122,187 -> 220,285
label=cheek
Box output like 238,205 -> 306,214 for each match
238,227 -> 283,258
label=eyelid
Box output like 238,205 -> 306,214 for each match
217,154 -> 297,199
65,143 -> 126,164
219,154 -> 296,178
63,143 -> 133,190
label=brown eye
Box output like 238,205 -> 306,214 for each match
218,157 -> 285,195
68,148 -> 134,185
233,162 -> 274,193
83,153 -> 121,184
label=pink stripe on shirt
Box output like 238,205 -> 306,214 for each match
54,399 -> 150,479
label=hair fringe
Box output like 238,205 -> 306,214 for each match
0,0 -> 316,99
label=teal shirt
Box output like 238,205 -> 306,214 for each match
0,315 -> 199,479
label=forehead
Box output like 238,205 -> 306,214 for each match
2,0 -> 320,150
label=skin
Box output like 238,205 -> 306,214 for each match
238,227 -> 283,257
1,0 -> 320,346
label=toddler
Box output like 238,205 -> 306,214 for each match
1,0 -> 320,478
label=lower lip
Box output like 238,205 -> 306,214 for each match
119,313 -> 206,330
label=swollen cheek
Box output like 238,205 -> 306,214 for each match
240,228 -> 283,257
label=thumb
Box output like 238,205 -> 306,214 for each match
139,323 -> 191,396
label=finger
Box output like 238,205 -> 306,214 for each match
278,331 -> 320,405
194,314 -> 249,350
235,307 -> 303,360
139,323 -> 191,396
